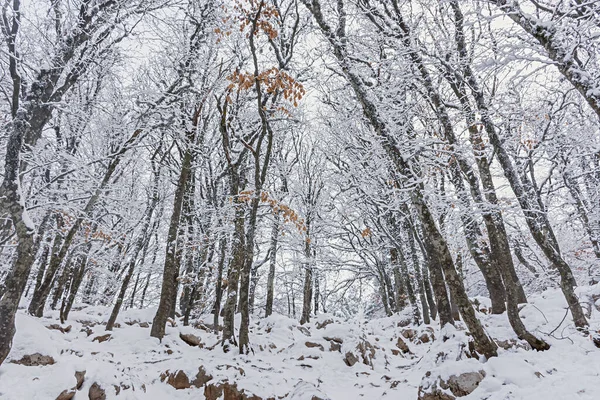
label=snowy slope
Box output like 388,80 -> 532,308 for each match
0,286 -> 599,400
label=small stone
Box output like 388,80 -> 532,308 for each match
92,334 -> 111,343
138,322 -> 150,328
191,366 -> 213,387
344,351 -> 359,366
305,341 -> 324,351
316,319 -> 334,329
161,370 -> 192,390
55,389 -> 75,400
75,370 -> 86,389
297,326 -> 311,337
180,332 -> 203,347
10,353 -> 55,366
329,342 -> 341,352
401,328 -> 416,340
80,327 -> 93,336
89,382 -> 106,400
47,324 -> 72,334
396,337 -> 411,353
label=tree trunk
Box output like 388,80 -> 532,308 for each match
300,219 -> 313,325
60,253 -> 88,323
265,214 -> 280,317
391,248 -> 406,311
314,270 -> 320,316
407,221 -> 430,324
151,140 -> 194,339
221,205 -> 244,349
459,33 -> 588,330
212,236 -> 227,331
28,232 -> 63,316
303,0 -> 496,357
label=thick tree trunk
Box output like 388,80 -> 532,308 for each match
0,112 -> 38,365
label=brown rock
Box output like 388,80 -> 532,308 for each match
418,370 -> 486,400
329,342 -> 341,352
192,321 -> 211,332
75,370 -> 86,390
495,339 -> 531,351
401,328 -> 416,340
418,328 -> 435,344
204,381 -> 263,400
191,366 -> 213,387
297,326 -> 311,337
138,322 -> 150,328
180,332 -> 203,347
305,341 -> 324,351
316,319 -> 334,329
357,339 -> 376,366
10,353 -> 55,366
396,337 -> 411,353
443,371 -> 486,396
344,351 -> 359,366
161,370 -> 191,390
323,336 -> 343,344
92,334 -> 111,343
81,327 -> 93,336
89,382 -> 106,400
56,389 -> 75,400
47,324 -> 72,334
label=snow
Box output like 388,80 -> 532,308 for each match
1,288 -> 600,399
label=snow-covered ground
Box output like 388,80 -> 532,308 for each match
1,286 -> 599,399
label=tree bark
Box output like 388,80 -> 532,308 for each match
265,214 -> 280,317
212,236 -> 227,331
150,135 -> 194,340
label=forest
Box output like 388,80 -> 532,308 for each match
0,1 -> 599,399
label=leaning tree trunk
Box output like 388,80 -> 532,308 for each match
29,130 -> 143,318
106,170 -> 159,331
453,14 -> 588,329
492,0 -> 600,121
303,0 -> 496,358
